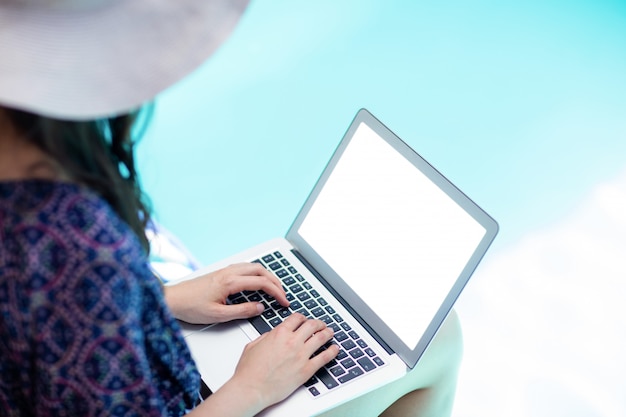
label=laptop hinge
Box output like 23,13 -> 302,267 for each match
291,249 -> 394,356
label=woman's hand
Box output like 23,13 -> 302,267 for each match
197,314 -> 340,416
164,263 -> 289,324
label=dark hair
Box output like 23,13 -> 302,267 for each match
3,106 -> 153,253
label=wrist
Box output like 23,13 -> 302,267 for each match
227,374 -> 267,415
163,284 -> 186,320
196,377 -> 265,417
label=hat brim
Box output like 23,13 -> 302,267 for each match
0,0 -> 248,120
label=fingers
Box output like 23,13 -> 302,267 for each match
280,314 -> 334,347
232,262 -> 283,289
232,315 -> 339,408
215,301 -> 265,321
232,276 -> 289,306
226,263 -> 289,306
299,325 -> 338,371
309,342 -> 340,371
296,320 -> 332,345
280,312 -> 308,331
276,315 -> 339,374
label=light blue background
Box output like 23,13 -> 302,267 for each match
140,0 -> 626,262
138,1 -> 626,415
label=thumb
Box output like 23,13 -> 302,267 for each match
220,301 -> 265,321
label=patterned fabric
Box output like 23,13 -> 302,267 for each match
0,180 -> 201,416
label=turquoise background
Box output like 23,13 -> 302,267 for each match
137,1 -> 626,415
139,0 -> 626,265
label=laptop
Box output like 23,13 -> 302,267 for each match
177,109 -> 498,416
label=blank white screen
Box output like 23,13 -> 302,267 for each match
298,123 -> 486,348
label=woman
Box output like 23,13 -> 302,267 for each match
0,1 -> 463,416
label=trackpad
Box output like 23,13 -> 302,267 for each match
184,322 -> 251,391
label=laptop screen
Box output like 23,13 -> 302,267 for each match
297,121 -> 486,348
288,109 -> 498,367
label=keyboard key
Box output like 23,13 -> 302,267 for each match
262,254 -> 275,263
248,293 -> 262,302
300,292 -> 313,302
365,348 -> 376,357
276,269 -> 289,278
357,339 -> 368,349
337,367 -> 364,384
262,309 -> 276,319
303,282 -> 312,290
325,306 -> 336,314
273,251 -> 283,259
297,308 -> 311,317
334,331 -> 348,342
268,262 -> 281,271
277,308 -> 291,318
304,299 -> 318,309
329,323 -> 341,333
282,276 -> 296,286
348,330 -> 359,340
340,357 -> 356,369
318,297 -> 327,306
310,290 -> 320,298
311,307 -> 324,317
288,266 -> 298,274
289,284 -> 304,293
373,357 -> 385,366
349,348 -> 364,359
330,366 -> 346,377
320,315 -> 333,324
315,368 -> 339,390
269,317 -> 282,327
357,357 -> 377,372
340,322 -> 351,331
308,387 -> 320,396
286,293 -> 295,302
336,350 -> 348,360
249,316 -> 271,334
340,340 -> 356,351
333,314 -> 344,323
295,274 -> 305,282
289,301 -> 302,310
304,376 -> 318,387
281,259 -> 290,266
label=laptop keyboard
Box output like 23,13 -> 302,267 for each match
228,250 -> 385,397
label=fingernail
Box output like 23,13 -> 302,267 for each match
256,303 -> 265,313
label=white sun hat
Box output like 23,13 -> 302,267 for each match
0,0 -> 248,120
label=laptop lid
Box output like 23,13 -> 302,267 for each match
286,109 -> 498,368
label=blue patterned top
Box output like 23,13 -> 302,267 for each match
0,180 -> 200,416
